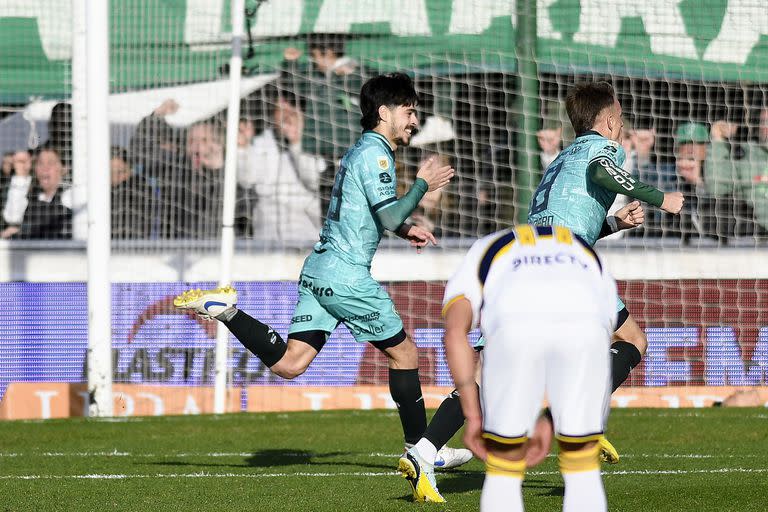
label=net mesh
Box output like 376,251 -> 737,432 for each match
0,1 -> 767,417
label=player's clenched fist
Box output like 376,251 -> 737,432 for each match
416,156 -> 455,191
661,192 -> 685,214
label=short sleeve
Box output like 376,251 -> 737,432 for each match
358,150 -> 397,211
442,238 -> 489,328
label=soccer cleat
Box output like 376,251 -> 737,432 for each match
173,285 -> 238,320
398,450 -> 446,503
598,435 -> 620,464
434,446 -> 473,470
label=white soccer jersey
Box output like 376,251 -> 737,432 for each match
442,224 -> 619,441
442,224 -> 617,335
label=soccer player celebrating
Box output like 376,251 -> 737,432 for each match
526,81 -> 684,461
444,224 -> 619,512
174,73 -> 454,465
403,82 -> 684,486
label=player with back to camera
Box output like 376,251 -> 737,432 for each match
173,73 -> 469,484
401,82 -> 686,490
444,224 -> 618,512
525,81 -> 684,462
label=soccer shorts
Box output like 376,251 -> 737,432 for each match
480,319 -> 612,443
288,273 -> 404,343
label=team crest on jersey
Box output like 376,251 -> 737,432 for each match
377,156 -> 389,170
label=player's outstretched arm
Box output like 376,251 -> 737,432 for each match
587,159 -> 665,207
416,156 -> 455,192
444,299 -> 486,461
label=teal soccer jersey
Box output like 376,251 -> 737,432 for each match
293,131 -> 405,342
302,131 -> 397,283
528,133 -> 626,246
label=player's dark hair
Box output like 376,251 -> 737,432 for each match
359,73 -> 419,131
566,81 -> 616,135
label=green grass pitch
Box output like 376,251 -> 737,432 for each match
1,408 -> 766,511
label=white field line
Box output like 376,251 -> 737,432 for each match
1,468 -> 768,481
0,451 -> 763,460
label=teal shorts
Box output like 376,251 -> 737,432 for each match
616,296 -> 626,312
289,273 -> 404,343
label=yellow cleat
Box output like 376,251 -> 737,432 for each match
598,435 -> 620,464
173,285 -> 238,319
398,451 -> 446,503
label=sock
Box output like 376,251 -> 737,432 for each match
423,388 -> 467,453
482,454 -> 525,512
413,438 -> 438,465
610,340 -> 642,391
559,445 -> 606,512
221,310 -> 287,367
562,470 -> 606,512
389,368 -> 427,445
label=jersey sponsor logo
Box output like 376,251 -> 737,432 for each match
300,279 -> 335,297
349,324 -> 386,336
291,314 -> 313,324
597,157 -> 636,191
378,172 -> 392,184
343,311 -> 381,323
510,252 -> 590,271
377,157 -> 389,170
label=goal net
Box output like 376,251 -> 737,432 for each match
0,0 -> 766,419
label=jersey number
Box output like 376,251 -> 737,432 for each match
530,161 -> 563,215
327,165 -> 348,221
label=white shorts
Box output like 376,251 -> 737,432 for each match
480,317 -> 612,443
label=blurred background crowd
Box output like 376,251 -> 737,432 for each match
2,34 -> 767,246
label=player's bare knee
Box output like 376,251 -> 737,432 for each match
382,336 -> 419,368
624,328 -> 647,355
270,359 -> 309,380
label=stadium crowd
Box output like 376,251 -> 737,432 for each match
1,34 -> 767,245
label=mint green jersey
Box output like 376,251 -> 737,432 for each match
528,132 -> 626,245
302,131 -> 397,283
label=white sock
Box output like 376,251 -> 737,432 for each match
413,438 -> 438,465
481,473 -> 524,512
562,469 -> 606,512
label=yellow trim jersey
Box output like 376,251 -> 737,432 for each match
442,225 -> 617,334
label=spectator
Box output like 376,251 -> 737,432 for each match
1,147 -> 71,239
110,146 -> 156,240
237,90 -> 326,241
536,122 -> 562,171
1,151 -> 13,187
280,34 -> 368,212
661,122 -> 744,242
1,151 -> 21,228
173,120 -> 226,239
46,102 -> 73,169
129,100 -> 225,239
708,113 -> 768,236
621,122 -> 678,238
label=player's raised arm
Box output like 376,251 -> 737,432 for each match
376,157 -> 454,232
